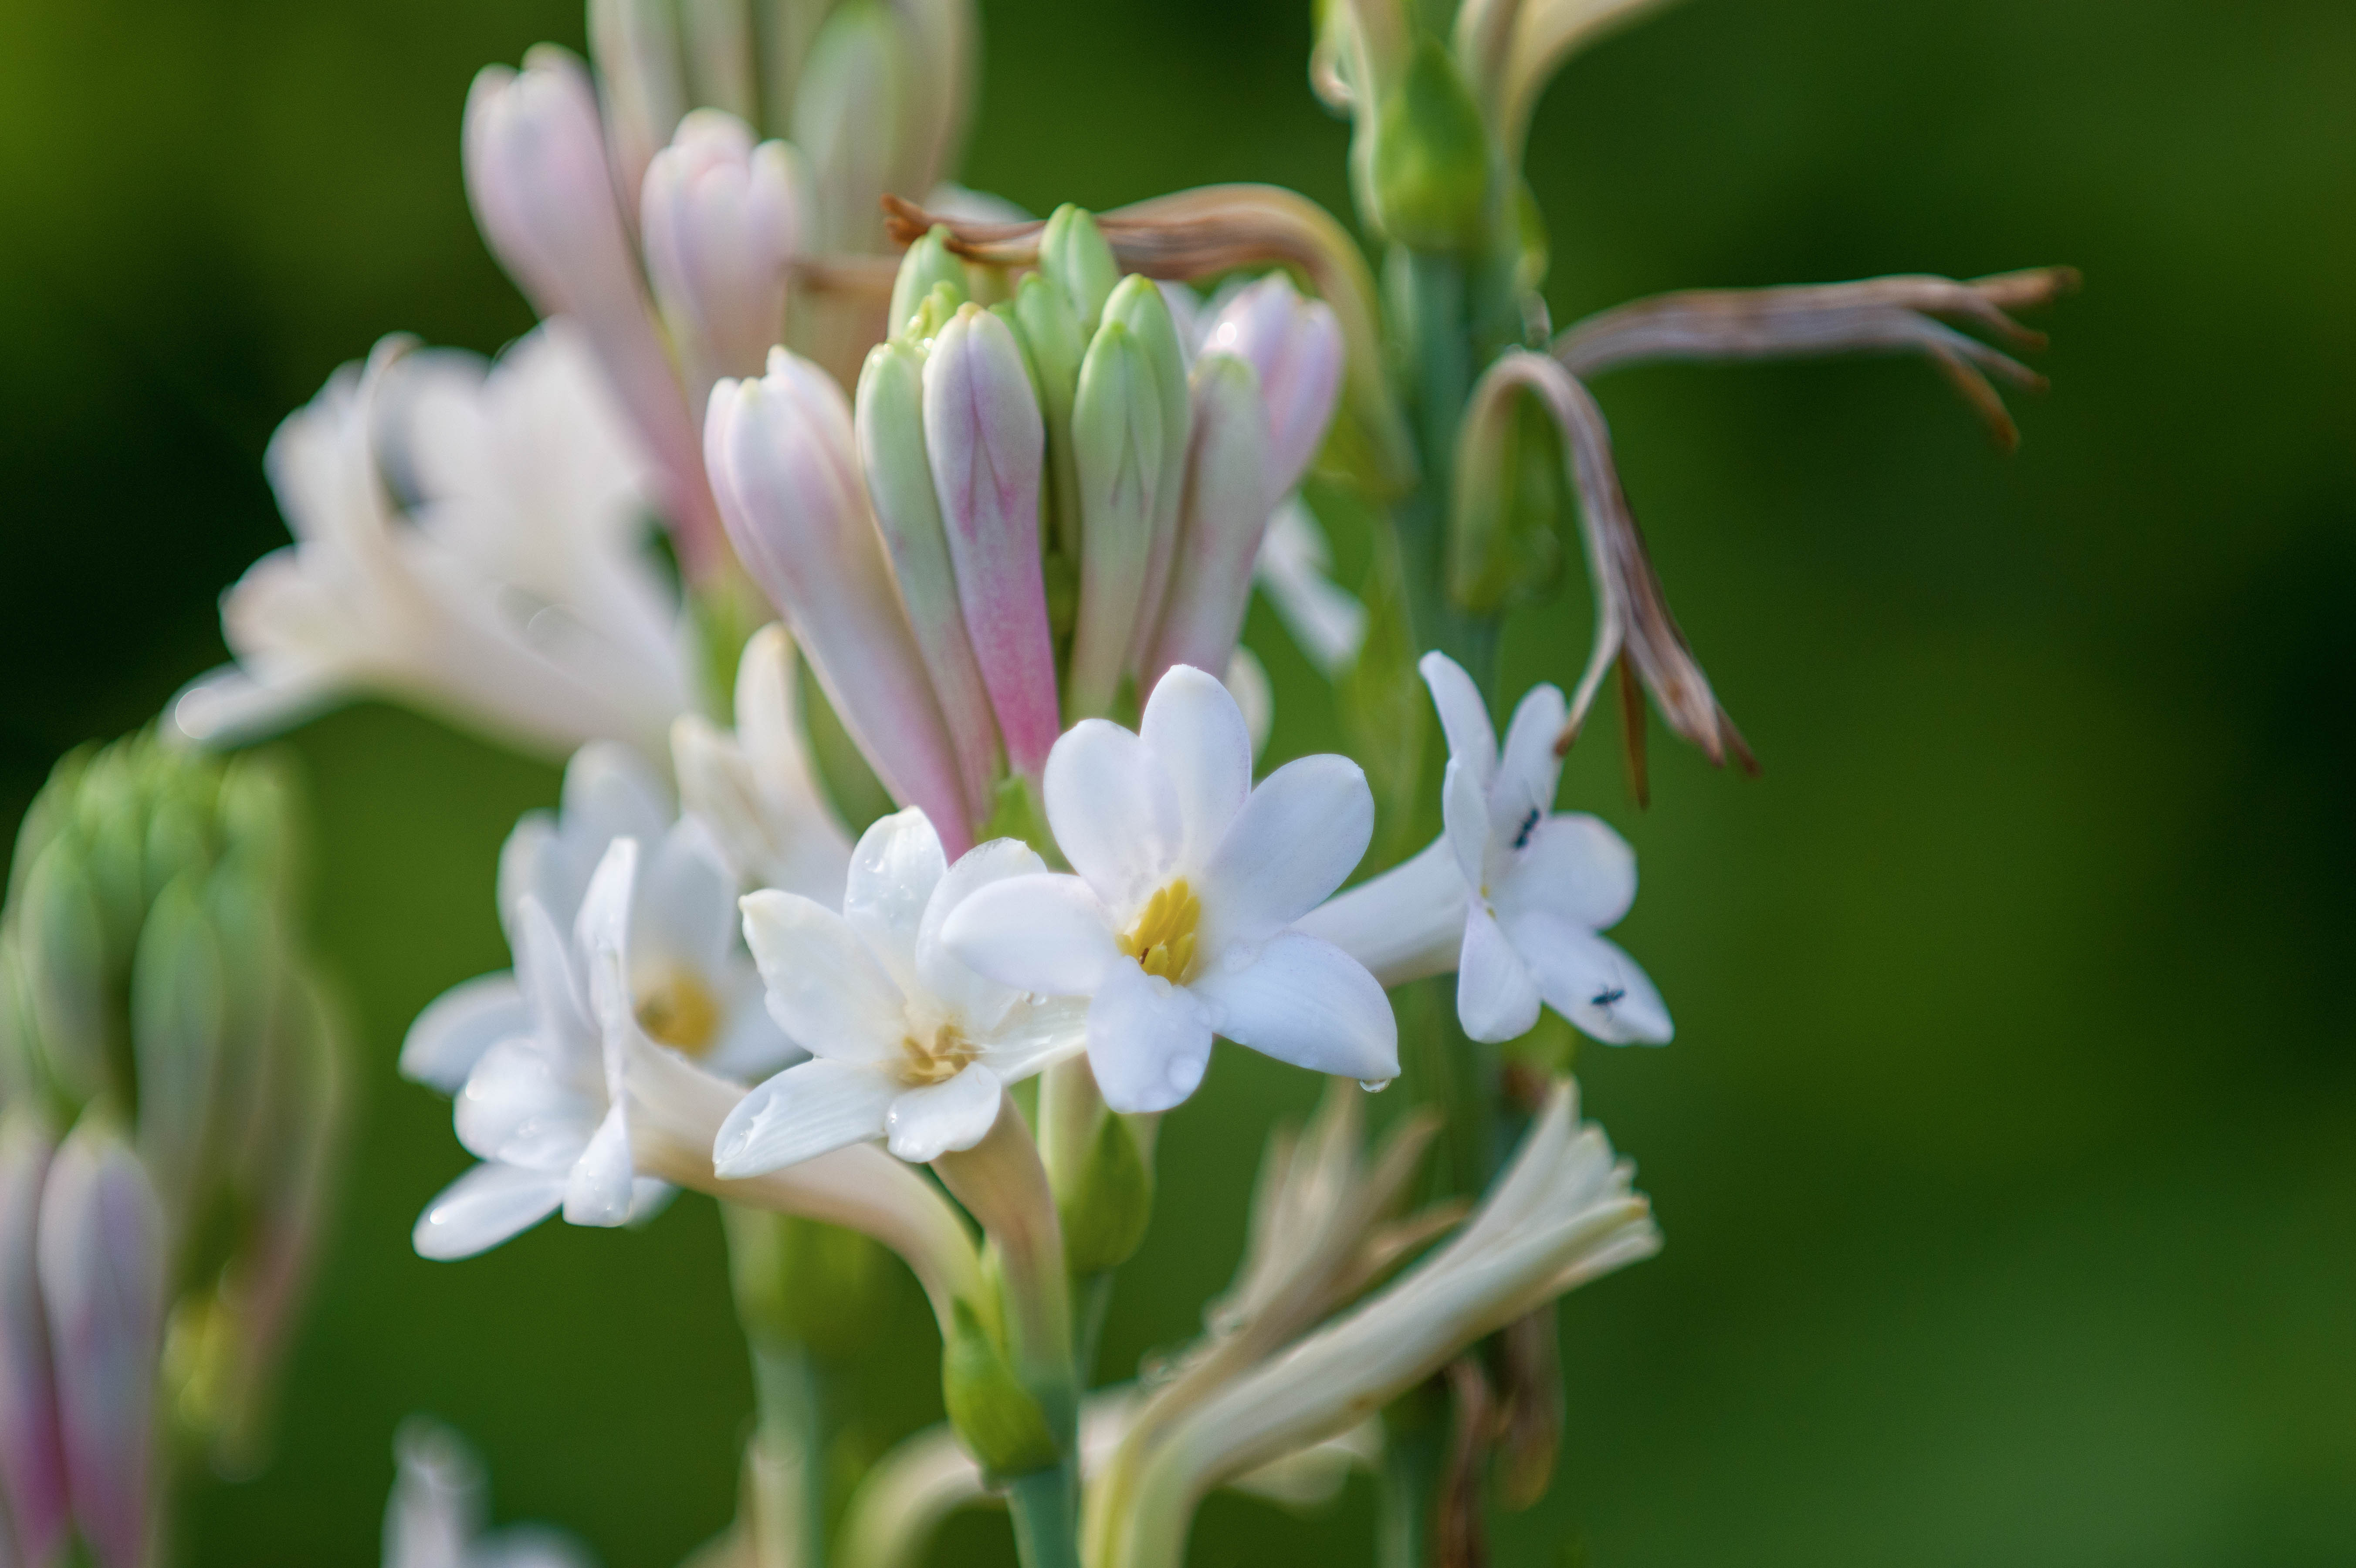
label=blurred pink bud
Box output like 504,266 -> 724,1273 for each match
922,306 -> 1060,777
707,350 -> 977,853
464,48 -> 724,578
641,110 -> 809,410
1150,354 -> 1275,685
0,1112 -> 67,1567
35,1117 -> 162,1568
1200,274 -> 1344,497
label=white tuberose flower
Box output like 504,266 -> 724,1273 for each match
943,666 -> 1398,1114
1297,652 -> 1671,1046
716,808 -> 1086,1173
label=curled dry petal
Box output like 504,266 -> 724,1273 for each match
1553,267 -> 2078,453
1460,350 -> 1753,801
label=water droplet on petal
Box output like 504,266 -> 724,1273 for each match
1358,1078 -> 1391,1094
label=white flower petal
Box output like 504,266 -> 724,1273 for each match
1293,836 -> 1469,988
1141,664 -> 1253,870
885,1063 -> 1003,1162
1457,904 -> 1542,1044
399,971 -> 527,1093
1042,718 -> 1178,911
941,873 -> 1123,997
1198,754 -> 1373,950
698,967 -> 804,1082
636,817 -> 736,972
1441,756 -> 1491,891
1418,652 -> 1496,795
560,742 -> 674,858
1493,812 -> 1637,933
1489,682 -> 1566,851
975,997 -> 1091,1084
843,807 -> 948,994
739,890 -> 905,1061
915,837 -> 1048,1030
1086,962 -> 1214,1113
455,1038 -> 601,1171
1505,914 -> 1673,1045
412,1162 -> 565,1260
562,1104 -> 636,1227
712,1058 -> 898,1176
1192,931 -> 1398,1083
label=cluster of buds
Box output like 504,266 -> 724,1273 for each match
705,206 -> 1344,854
0,735 -> 345,1566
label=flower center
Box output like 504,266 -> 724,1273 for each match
635,964 -> 721,1055
1121,879 -> 1200,985
900,1021 -> 977,1087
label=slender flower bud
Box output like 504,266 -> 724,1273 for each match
792,2 -> 904,252
1065,316 -> 1165,716
1148,353 -> 1272,686
37,1116 -> 164,1568
1098,278 -> 1195,677
889,226 -> 972,341
14,839 -> 111,1109
856,339 -> 1002,816
1368,38 -> 1492,250
921,305 -> 1061,779
1038,205 -> 1120,338
589,0 -> 688,206
0,1110 -> 66,1567
127,875 -> 225,1235
1014,275 -> 1088,564
464,48 -> 724,577
1198,275 -> 1344,497
641,110 -> 808,408
706,350 -> 976,852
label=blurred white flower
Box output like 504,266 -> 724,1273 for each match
717,808 -> 1085,1173
671,623 -> 853,905
943,666 -> 1396,1114
171,326 -> 691,763
1253,497 -> 1366,678
1298,652 -> 1671,1045
384,1417 -> 593,1568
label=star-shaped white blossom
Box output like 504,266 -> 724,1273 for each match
715,808 -> 1087,1173
942,666 -> 1398,1113
1298,653 -> 1671,1046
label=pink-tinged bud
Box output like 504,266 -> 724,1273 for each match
588,0 -> 687,210
464,49 -> 724,578
921,306 -> 1061,778
1200,274 -> 1344,498
642,111 -> 808,411
1150,354 -> 1274,685
0,1111 -> 68,1567
35,1117 -> 162,1568
856,341 -> 1002,818
706,351 -> 977,853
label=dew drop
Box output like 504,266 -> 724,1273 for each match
1358,1078 -> 1391,1094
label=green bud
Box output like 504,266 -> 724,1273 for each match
890,225 -> 970,339
1372,40 -> 1493,252
1448,380 -> 1566,615
1015,274 -> 1088,561
131,874 -> 226,1213
7,743 -> 90,906
1038,204 -> 1119,337
1099,276 -> 1193,667
214,753 -> 302,904
723,1205 -> 892,1358
1059,1109 -> 1154,1276
941,1297 -> 1060,1479
17,835 -> 115,1108
906,280 -> 963,345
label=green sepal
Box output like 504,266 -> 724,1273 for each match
942,1296 -> 1061,1479
1372,40 -> 1493,252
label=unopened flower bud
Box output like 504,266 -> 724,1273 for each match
706,351 -> 976,851
0,1109 -> 67,1566
1038,204 -> 1119,337
1065,315 -> 1166,717
1148,353 -> 1273,685
1098,277 -> 1195,676
642,110 -> 807,404
1447,372 -> 1567,615
37,1115 -> 164,1568
793,1 -> 904,251
16,838 -> 112,1109
589,0 -> 688,203
1370,39 -> 1493,251
941,1298 -> 1059,1480
722,1206 -> 891,1357
128,875 -> 226,1225
921,305 -> 1061,778
890,225 -> 972,341
856,338 -> 1001,816
1200,275 -> 1344,497
1015,274 -> 1088,561
1056,1108 -> 1154,1277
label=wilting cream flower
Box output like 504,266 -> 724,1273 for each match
717,809 -> 1086,1173
944,666 -> 1397,1113
1299,652 -> 1671,1045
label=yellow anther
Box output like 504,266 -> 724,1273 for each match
901,1021 -> 977,1087
1121,879 -> 1202,985
636,966 -> 722,1055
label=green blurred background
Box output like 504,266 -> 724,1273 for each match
3,0 -> 2352,1561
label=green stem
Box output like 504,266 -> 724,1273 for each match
1008,1465 -> 1086,1568
747,1332 -> 829,1567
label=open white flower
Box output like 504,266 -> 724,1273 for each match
170,325 -> 691,762
403,743 -> 793,1098
942,666 -> 1397,1114
1297,652 -> 1671,1046
717,808 -> 1086,1173
408,839 -> 669,1260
